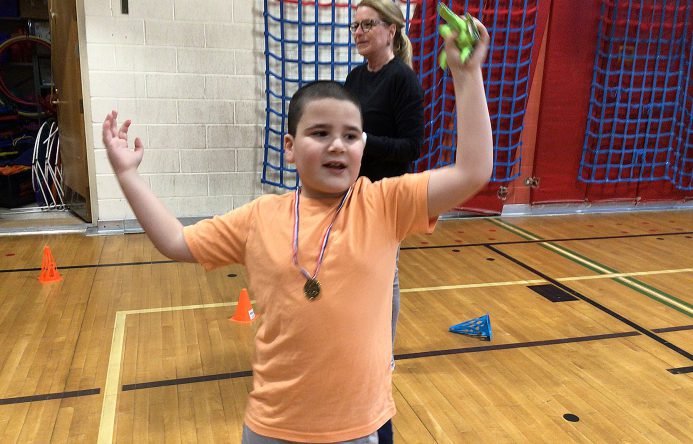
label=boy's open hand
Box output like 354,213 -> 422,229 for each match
102,110 -> 144,176
444,18 -> 490,74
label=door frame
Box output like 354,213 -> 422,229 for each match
75,0 -> 98,223
49,0 -> 98,224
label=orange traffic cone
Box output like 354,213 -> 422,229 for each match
230,288 -> 256,323
38,245 -> 62,283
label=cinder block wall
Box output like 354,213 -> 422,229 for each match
84,0 -> 269,222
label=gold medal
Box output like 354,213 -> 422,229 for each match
292,187 -> 352,302
304,278 -> 321,300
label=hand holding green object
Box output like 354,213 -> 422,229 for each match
438,2 -> 480,70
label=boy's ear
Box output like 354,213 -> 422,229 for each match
284,134 -> 296,163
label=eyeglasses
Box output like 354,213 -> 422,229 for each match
349,19 -> 387,34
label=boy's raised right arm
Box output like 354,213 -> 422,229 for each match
102,111 -> 196,263
426,20 -> 494,218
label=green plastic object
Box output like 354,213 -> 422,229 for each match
438,2 -> 480,70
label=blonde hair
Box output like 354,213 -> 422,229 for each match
356,0 -> 413,67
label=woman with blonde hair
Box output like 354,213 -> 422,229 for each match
344,1 -> 425,442
355,0 -> 414,67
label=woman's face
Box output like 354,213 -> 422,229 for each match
352,6 -> 396,60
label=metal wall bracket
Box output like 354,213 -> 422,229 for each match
524,176 -> 540,188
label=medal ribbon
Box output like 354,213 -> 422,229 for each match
292,186 -> 352,282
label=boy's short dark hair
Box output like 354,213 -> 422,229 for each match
287,81 -> 362,136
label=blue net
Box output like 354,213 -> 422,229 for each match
262,0 -> 358,189
409,0 -> 537,183
579,0 -> 693,190
262,0 -> 538,189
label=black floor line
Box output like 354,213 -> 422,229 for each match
401,231 -> 693,251
485,244 -> 693,361
120,331 -> 644,392
1,231 -> 690,274
3,324 -> 688,402
0,259 -> 176,274
122,370 -> 252,391
667,366 -> 693,374
67,326 -> 693,396
652,324 -> 693,333
395,331 -> 640,360
0,388 -> 100,405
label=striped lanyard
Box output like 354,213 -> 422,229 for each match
291,186 -> 352,294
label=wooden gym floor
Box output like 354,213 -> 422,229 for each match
0,210 -> 691,442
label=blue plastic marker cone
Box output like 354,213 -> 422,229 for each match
449,313 -> 492,341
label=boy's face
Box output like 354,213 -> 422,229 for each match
284,98 -> 364,198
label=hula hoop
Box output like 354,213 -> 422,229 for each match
0,35 -> 52,107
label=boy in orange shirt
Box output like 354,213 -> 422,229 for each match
102,21 -> 492,444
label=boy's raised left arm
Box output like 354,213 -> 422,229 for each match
427,20 -> 494,218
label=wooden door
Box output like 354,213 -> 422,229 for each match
49,0 -> 91,222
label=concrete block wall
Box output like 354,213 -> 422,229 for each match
85,0 -> 269,222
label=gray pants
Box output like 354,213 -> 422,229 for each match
392,250 -> 401,351
242,425 -> 378,443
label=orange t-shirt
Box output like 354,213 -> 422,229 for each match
183,172 -> 436,442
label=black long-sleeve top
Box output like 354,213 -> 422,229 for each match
344,58 -> 424,182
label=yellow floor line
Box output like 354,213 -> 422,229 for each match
612,277 -> 692,314
492,220 -> 692,315
402,267 -> 692,293
97,312 -> 126,444
541,250 -> 691,315
97,301 -> 235,444
97,266 -> 692,441
401,279 -> 547,293
561,269 -> 693,315
122,301 -> 232,315
558,268 -> 693,281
